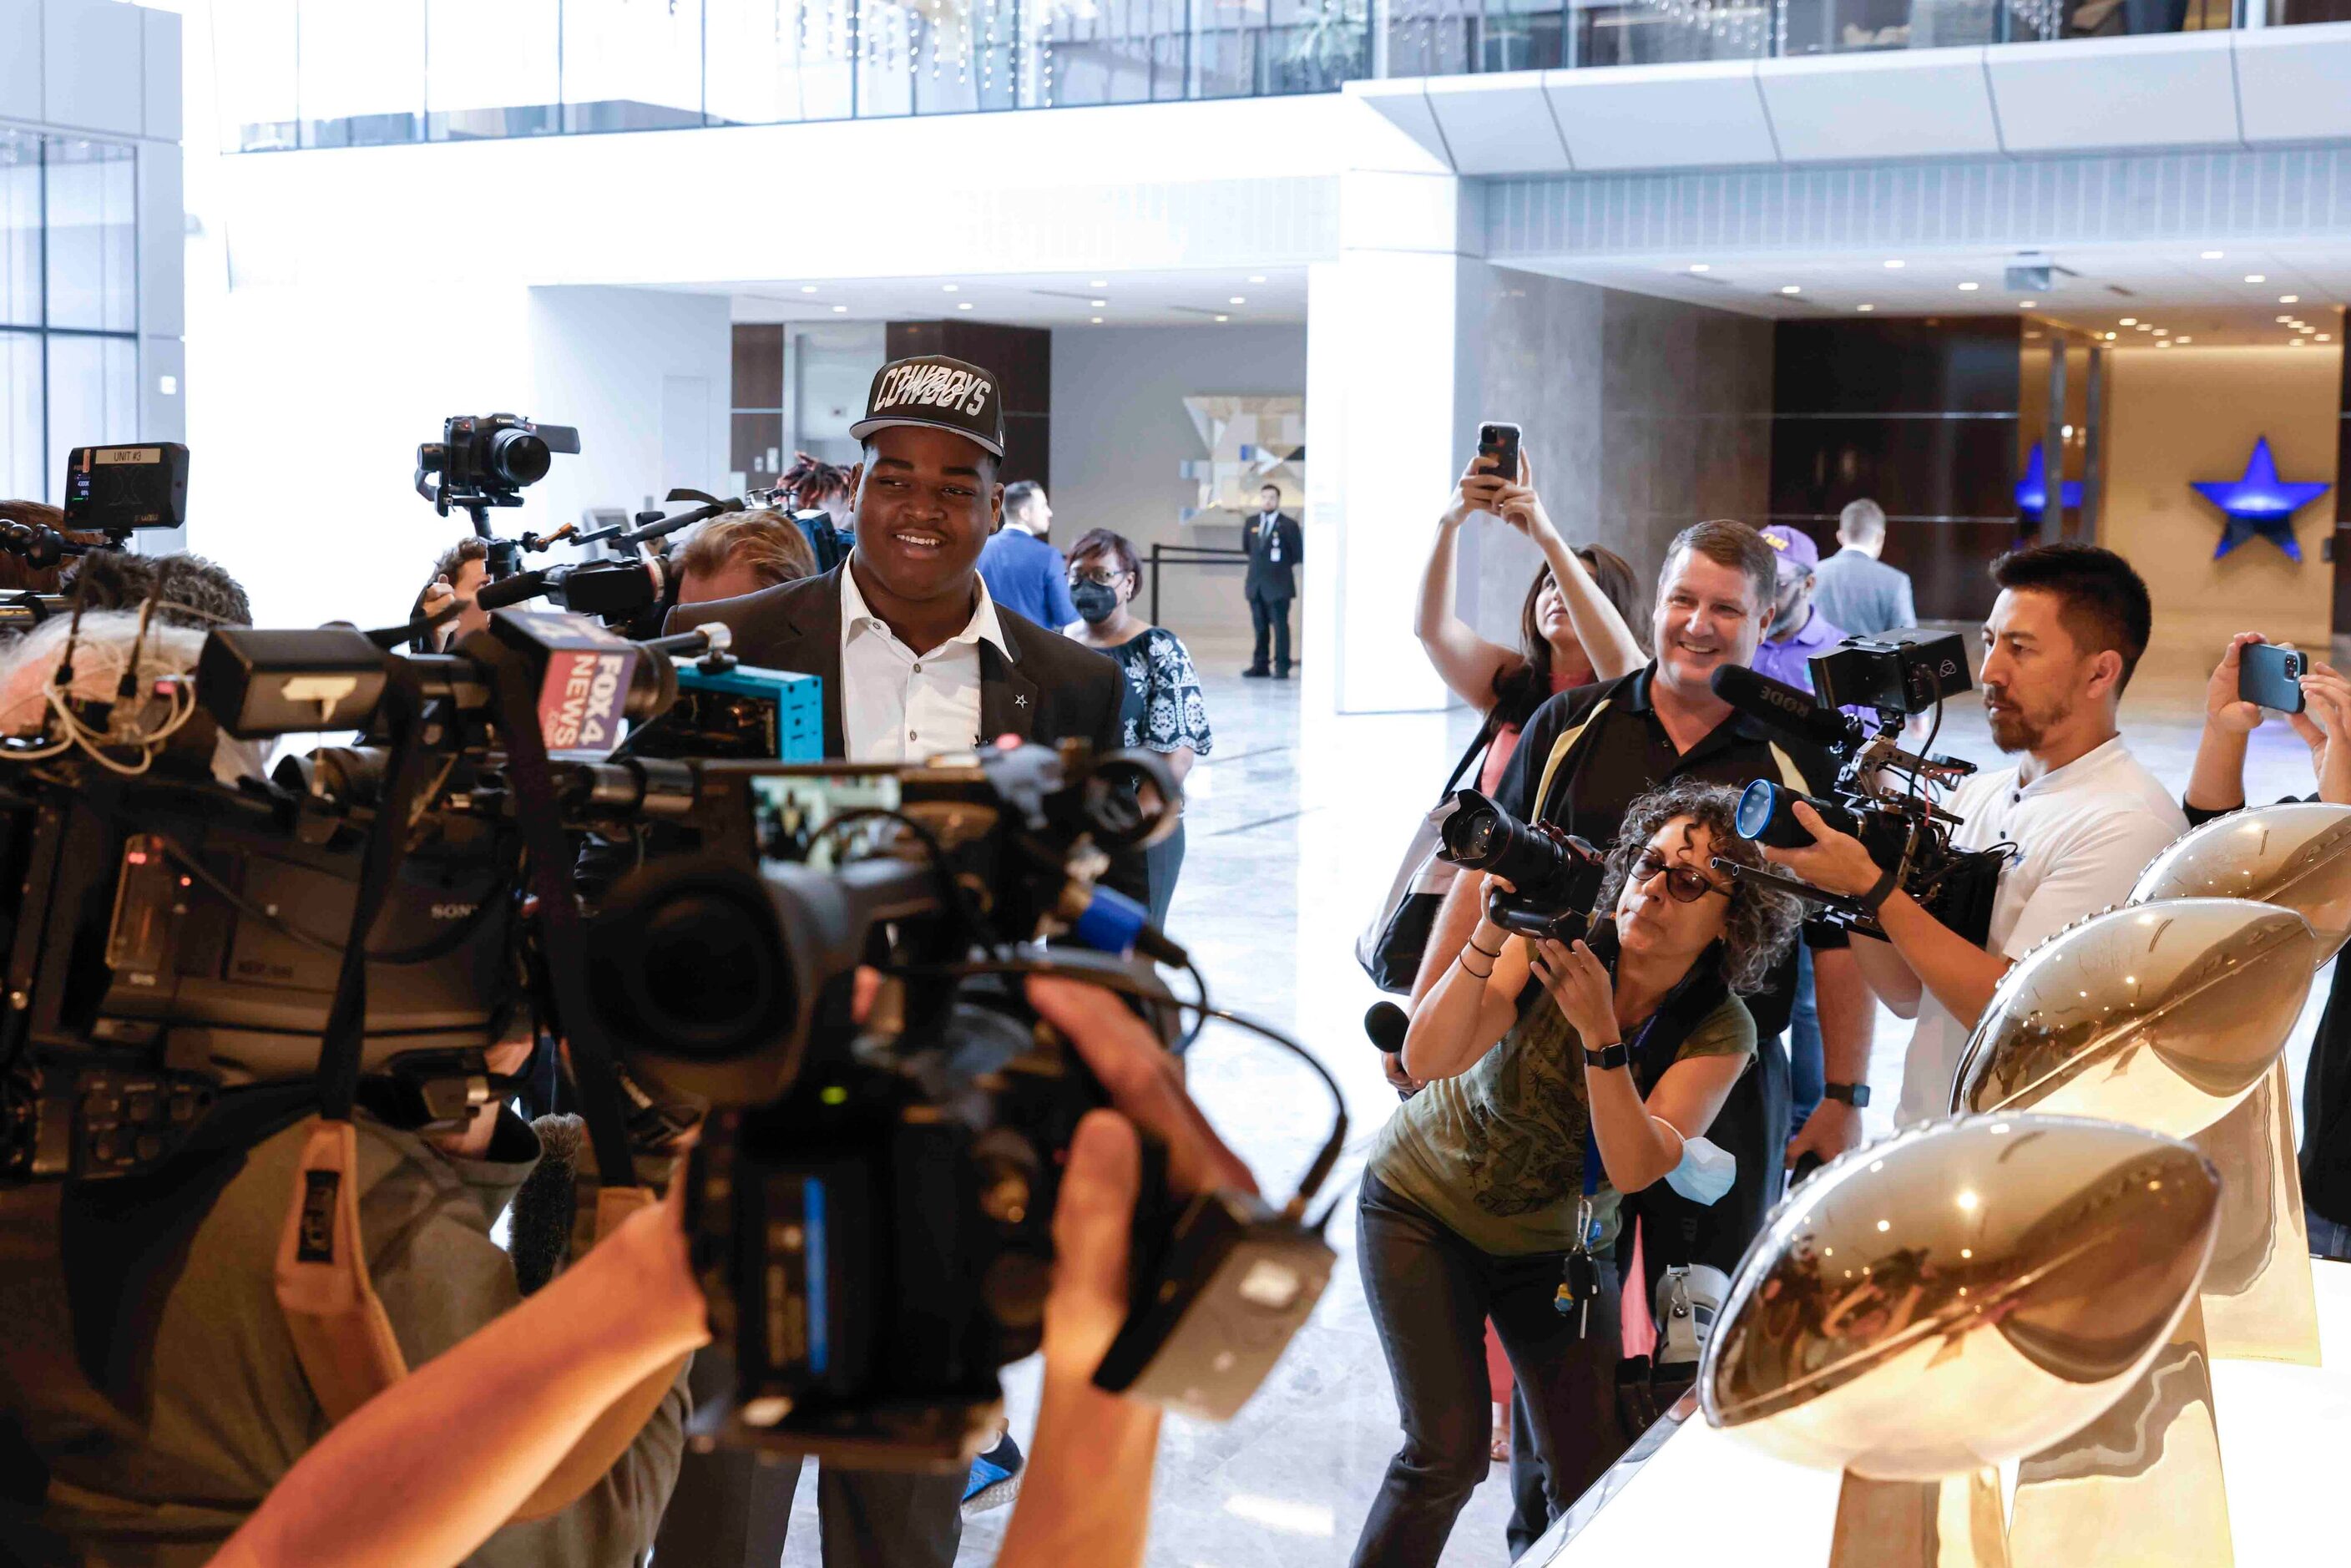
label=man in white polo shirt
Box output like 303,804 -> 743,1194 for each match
1759,543 -> 2187,1124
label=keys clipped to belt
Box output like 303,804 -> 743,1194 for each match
1555,1196 -> 1602,1338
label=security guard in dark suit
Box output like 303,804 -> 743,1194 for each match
1243,483 -> 1303,679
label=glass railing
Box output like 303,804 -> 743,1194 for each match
214,0 -> 1372,151
215,0 -> 2285,149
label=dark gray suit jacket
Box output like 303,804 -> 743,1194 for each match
670,565 -> 1148,902
1243,511 -> 1302,600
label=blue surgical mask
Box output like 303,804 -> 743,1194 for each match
1662,1136 -> 1737,1207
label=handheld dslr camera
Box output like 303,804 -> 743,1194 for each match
1436,789 -> 1609,942
1714,631 -> 2006,943
0,606 -> 1338,1468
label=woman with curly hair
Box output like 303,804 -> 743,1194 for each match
1063,527 -> 1210,930
1352,779 -> 1802,1568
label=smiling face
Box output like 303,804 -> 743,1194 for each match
849,425 -> 1003,605
1652,547 -> 1771,699
1613,815 -> 1733,965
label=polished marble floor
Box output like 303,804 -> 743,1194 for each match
782,630 -> 2343,1568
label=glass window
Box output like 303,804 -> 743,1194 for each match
46,336 -> 139,502
299,0 -> 426,147
45,142 -> 137,334
564,0 -> 707,132
427,0 -> 562,140
0,331 -> 41,502
706,0 -> 858,124
0,132 -> 38,330
215,0 -> 301,151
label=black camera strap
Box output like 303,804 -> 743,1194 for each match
313,672 -> 438,1123
478,638 -> 641,1191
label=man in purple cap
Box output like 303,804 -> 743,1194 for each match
1752,525 -> 1846,696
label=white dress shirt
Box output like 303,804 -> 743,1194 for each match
838,567 -> 1010,764
1894,735 -> 2188,1125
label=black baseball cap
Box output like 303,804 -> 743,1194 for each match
848,354 -> 1006,459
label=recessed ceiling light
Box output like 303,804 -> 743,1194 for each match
2106,331 -> 2117,340
2176,336 -> 2193,343
1089,299 -> 1107,307
2247,274 -> 2268,283
2137,323 -> 2154,331
2019,301 -> 2037,308
2282,294 -> 2300,304
1958,282 -> 1979,291
2202,250 -> 2225,260
1090,316 -> 1103,324
1857,303 -> 1875,311
956,302 -> 973,311
1690,263 -> 1711,273
2292,338 -> 2305,346
2322,334 -> 2335,341
1089,280 -> 1108,288
1228,296 -> 1246,305
1214,314 -> 1229,322
2278,315 -> 2295,322
2120,316 -> 2137,326
1247,275 -> 1267,284
2154,328 -> 2169,336
801,285 -> 818,293
832,305 -> 848,313
2159,340 -> 2173,348
1883,260 -> 1905,269
1780,285 -> 1801,295
942,283 -> 959,292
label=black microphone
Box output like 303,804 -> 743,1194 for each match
1710,664 -> 1861,753
1365,1001 -> 1409,1057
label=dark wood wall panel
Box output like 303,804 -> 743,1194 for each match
1769,317 -> 2025,623
885,321 -> 1052,489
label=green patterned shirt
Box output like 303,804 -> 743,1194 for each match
1370,984 -> 1754,1257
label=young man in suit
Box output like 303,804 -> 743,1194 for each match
1243,482 -> 1303,678
661,352 -> 1139,1568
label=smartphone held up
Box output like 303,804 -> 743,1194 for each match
2241,641 -> 2307,714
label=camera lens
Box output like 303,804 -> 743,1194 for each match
594,878 -> 793,1063
485,427 -> 554,488
1438,791 -> 1566,893
1735,780 -> 1782,842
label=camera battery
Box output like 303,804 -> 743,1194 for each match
1092,1189 -> 1336,1422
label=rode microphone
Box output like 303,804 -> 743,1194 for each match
1709,665 -> 1863,754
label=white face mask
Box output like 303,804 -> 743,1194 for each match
1661,1136 -> 1737,1206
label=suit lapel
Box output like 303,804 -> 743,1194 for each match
978,639 -> 1038,746
782,568 -> 848,757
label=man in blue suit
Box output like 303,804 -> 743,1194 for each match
977,479 -> 1078,630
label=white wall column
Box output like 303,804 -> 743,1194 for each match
1304,169 -> 1489,718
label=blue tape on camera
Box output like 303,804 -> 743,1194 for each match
673,660 -> 823,761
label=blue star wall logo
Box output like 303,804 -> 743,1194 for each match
2192,437 -> 2331,561
2014,443 -> 2081,517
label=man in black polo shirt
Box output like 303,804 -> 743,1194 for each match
1413,518 -> 1876,1172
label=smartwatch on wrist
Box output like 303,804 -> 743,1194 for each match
1823,1081 -> 1871,1108
1582,1042 -> 1630,1071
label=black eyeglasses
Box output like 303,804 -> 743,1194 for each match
1630,850 -> 1732,903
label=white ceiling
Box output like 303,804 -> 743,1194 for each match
1513,242 -> 2351,347
651,267 -> 1309,331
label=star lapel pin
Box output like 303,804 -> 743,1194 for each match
2193,436 -> 2330,561
1014,694 -> 1028,708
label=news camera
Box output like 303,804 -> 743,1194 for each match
0,605 -> 1340,1467
1436,789 -> 1609,943
1709,631 -> 2006,943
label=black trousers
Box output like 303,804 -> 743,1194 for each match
1247,589 -> 1292,671
1350,1173 -> 1625,1568
653,1356 -> 964,1568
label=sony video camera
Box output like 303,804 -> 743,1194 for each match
1711,631 -> 2005,943
1,606 -> 1336,1467
1436,789 -> 1609,943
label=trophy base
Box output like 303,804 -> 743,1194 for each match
1831,1468 -> 2007,1568
2007,1296 -> 2232,1566
2197,1060 -> 2322,1365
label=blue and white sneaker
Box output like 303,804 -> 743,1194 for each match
961,1432 -> 1024,1515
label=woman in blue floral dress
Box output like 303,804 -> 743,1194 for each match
1064,527 -> 1212,929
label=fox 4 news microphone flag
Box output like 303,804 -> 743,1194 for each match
523,613 -> 640,757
